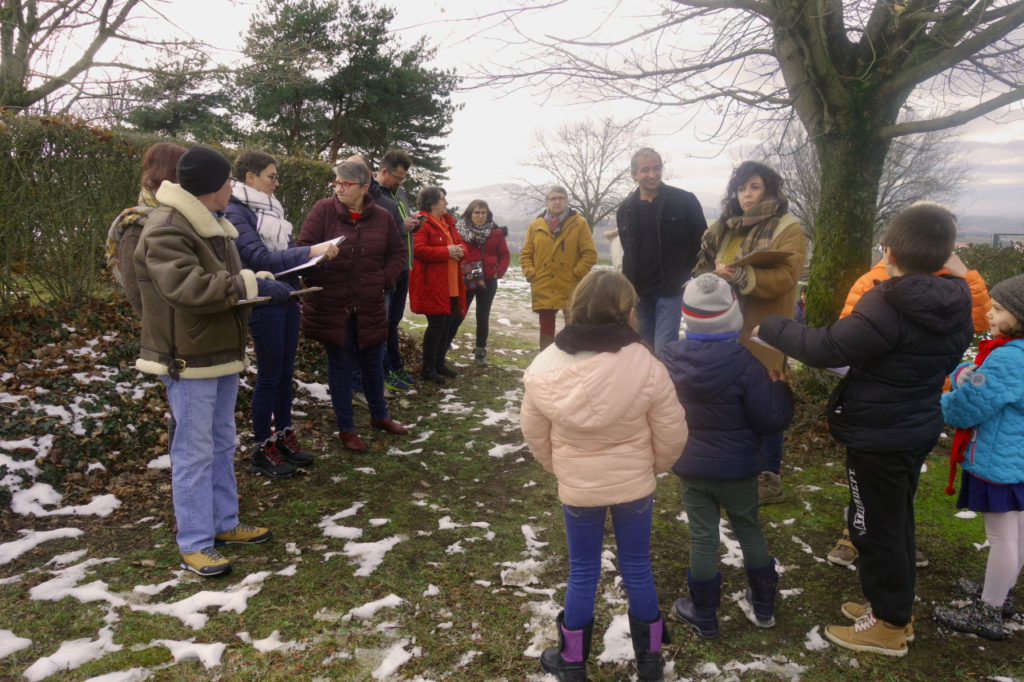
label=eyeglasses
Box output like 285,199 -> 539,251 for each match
333,180 -> 360,191
546,196 -> 567,202
265,173 -> 279,182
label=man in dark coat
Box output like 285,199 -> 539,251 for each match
616,148 -> 707,355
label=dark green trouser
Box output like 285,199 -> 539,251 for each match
679,476 -> 771,580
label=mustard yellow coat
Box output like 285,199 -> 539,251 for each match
521,211 -> 597,311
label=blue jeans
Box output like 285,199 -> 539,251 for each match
161,374 -> 240,554
562,495 -> 659,629
635,293 -> 683,356
248,301 -> 300,443
761,431 -> 784,475
325,315 -> 388,432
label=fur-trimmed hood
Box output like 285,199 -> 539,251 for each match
156,181 -> 239,240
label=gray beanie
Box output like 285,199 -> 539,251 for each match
682,273 -> 743,335
990,274 -> 1024,325
176,146 -> 231,197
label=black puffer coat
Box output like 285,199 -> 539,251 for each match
661,338 -> 794,480
759,274 -> 973,452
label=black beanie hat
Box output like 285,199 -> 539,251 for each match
990,274 -> 1024,326
176,146 -> 231,197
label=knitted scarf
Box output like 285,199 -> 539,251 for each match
456,214 -> 494,247
555,323 -> 647,354
105,188 -> 159,280
544,209 -> 567,238
231,181 -> 293,252
945,335 -> 1024,495
694,194 -> 791,277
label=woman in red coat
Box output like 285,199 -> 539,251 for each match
298,161 -> 409,452
454,199 -> 511,367
409,186 -> 467,384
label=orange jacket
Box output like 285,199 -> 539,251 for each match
840,259 -> 991,333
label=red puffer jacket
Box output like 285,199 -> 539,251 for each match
297,195 -> 405,348
409,213 -> 467,316
462,226 -> 510,280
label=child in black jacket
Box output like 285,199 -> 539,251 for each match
757,203 -> 974,656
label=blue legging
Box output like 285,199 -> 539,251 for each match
248,301 -> 300,443
562,495 -> 659,629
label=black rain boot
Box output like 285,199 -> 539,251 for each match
540,611 -> 592,681
671,571 -> 721,638
743,557 -> 779,627
628,611 -> 671,681
420,332 -> 445,384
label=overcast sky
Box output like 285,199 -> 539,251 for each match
144,0 -> 1024,218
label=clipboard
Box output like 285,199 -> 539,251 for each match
273,236 -> 346,277
235,296 -> 272,306
730,249 -> 796,268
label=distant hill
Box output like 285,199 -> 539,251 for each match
956,214 -> 1024,245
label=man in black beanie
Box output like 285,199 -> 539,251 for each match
134,145 -> 292,577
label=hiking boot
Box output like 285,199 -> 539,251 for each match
394,368 -> 417,387
757,471 -> 784,505
955,577 -> 1016,616
824,612 -> 908,657
915,549 -> 929,568
841,602 -> 914,641
180,547 -> 231,577
473,346 -> 488,367
249,438 -> 296,479
276,427 -> 313,466
384,370 -> 412,391
827,529 -> 858,566
933,599 -> 1005,640
215,523 -> 271,545
352,391 -> 369,409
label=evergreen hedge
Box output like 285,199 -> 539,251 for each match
0,114 -> 334,311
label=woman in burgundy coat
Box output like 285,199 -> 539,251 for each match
409,186 -> 467,384
297,161 -> 408,452
454,199 -> 510,367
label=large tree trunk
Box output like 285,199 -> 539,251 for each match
805,132 -> 891,326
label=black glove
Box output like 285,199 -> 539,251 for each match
256,277 -> 293,305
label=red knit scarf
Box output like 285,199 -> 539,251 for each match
945,335 -> 1024,495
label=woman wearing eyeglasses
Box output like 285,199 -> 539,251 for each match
224,151 -> 339,477
297,161 -> 409,452
520,186 -> 597,349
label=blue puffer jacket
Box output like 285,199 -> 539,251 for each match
224,196 -> 311,289
942,339 -> 1024,484
661,335 -> 794,480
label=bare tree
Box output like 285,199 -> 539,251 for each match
0,0 -> 199,114
477,1 -> 1024,322
517,116 -> 642,230
753,121 -> 971,243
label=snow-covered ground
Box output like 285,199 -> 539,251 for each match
0,266 -> 1011,680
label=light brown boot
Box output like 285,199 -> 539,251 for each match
825,612 -> 908,656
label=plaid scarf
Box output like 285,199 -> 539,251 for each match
232,181 -> 293,252
694,195 -> 790,279
945,335 -> 1024,495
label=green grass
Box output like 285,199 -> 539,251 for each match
1,298 -> 1024,680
